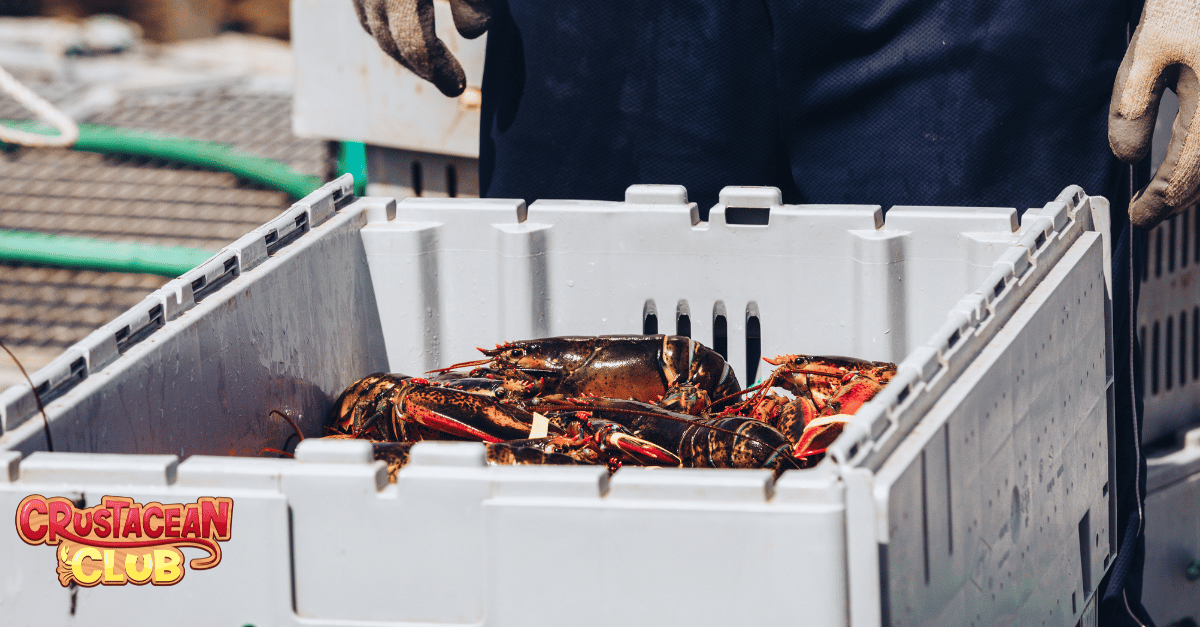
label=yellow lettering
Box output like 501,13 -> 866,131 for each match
125,552 -> 153,583
153,549 -> 182,583
70,547 -> 102,585
102,549 -> 125,583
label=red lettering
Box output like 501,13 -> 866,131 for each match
201,499 -> 231,539
106,499 -> 129,536
121,507 -> 142,537
47,499 -> 71,543
164,506 -> 181,538
180,505 -> 201,538
72,510 -> 93,536
17,496 -> 47,542
143,506 -> 164,539
93,508 -> 112,538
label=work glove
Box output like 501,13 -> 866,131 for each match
1109,0 -> 1200,230
351,0 -> 492,98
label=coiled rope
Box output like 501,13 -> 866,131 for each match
0,63 -> 78,148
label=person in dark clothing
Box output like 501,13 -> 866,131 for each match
352,1 -> 1198,624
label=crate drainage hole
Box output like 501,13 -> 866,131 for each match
642,299 -> 658,335
712,301 -> 728,360
745,309 -> 761,384
676,300 -> 691,338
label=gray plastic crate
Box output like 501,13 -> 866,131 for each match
1138,204 -> 1200,445
0,177 -> 1114,626
1143,425 -> 1200,624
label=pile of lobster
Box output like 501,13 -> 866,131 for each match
316,335 -> 895,480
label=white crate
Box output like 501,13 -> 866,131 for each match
1138,205 -> 1200,444
1143,426 -> 1200,625
291,0 -> 485,159
0,177 -> 1114,626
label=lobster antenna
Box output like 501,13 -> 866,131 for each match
790,368 -> 856,379
270,409 -> 305,441
0,337 -> 52,452
425,357 -> 492,374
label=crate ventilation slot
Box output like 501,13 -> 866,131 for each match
411,161 -> 424,197
265,213 -> 310,256
675,300 -> 691,338
745,302 -> 761,384
725,206 -> 770,225
34,356 -> 87,405
115,304 -> 164,353
642,300 -> 658,335
712,301 -> 728,360
192,258 -> 240,303
1145,207 -> 1200,282
1139,306 -> 1200,397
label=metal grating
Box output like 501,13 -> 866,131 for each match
90,84 -> 328,178
0,74 -> 329,388
0,70 -> 82,122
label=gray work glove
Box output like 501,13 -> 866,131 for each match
1109,0 -> 1200,230
352,0 -> 492,97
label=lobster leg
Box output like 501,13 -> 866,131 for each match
373,442 -> 415,482
658,383 -> 712,416
768,396 -> 819,448
486,440 -> 594,466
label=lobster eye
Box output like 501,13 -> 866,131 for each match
510,348 -> 524,359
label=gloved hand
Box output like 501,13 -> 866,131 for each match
352,0 -> 492,98
1109,0 -> 1200,230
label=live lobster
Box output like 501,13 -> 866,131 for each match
316,336 -> 894,479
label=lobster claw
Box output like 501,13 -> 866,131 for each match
793,414 -> 849,461
586,420 -> 680,466
819,375 -> 883,417
600,431 -> 681,466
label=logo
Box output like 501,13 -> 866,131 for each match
15,495 -> 233,587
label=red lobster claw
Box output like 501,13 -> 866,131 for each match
819,375 -> 883,417
591,422 -> 680,466
607,432 -> 680,466
793,414 -> 848,461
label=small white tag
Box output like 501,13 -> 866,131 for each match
529,412 -> 550,439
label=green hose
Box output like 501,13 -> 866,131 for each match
0,121 -> 369,277
1,120 -> 325,198
0,229 -> 213,276
337,140 -> 368,197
